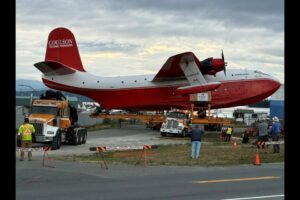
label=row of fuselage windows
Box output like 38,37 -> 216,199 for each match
51,77 -> 148,85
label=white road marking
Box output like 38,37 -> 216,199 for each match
193,176 -> 280,184
221,194 -> 284,200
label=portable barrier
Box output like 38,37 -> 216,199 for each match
16,147 -> 44,152
89,145 -> 157,169
135,145 -> 152,167
265,141 -> 284,145
42,146 -> 55,168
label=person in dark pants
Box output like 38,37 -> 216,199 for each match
271,116 -> 281,153
242,129 -> 249,144
190,125 -> 204,159
257,118 -> 269,151
225,126 -> 233,142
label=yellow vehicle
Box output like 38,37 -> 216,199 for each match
19,90 -> 87,150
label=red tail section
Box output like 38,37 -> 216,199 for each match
45,27 -> 85,72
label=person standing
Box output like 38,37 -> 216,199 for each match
271,116 -> 281,153
257,118 -> 269,150
190,124 -> 204,159
18,117 -> 35,161
225,126 -> 233,142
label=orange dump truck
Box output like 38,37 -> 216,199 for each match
23,90 -> 87,150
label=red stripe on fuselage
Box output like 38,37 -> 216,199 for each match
42,78 -> 280,110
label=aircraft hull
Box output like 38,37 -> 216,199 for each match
42,78 -> 280,110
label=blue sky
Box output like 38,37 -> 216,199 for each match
16,0 -> 284,83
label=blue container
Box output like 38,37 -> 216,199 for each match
270,100 -> 284,119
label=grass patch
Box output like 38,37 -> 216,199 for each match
56,141 -> 284,166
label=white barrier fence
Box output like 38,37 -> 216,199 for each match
265,141 -> 285,145
89,145 -> 155,152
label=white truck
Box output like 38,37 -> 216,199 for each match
160,111 -> 190,137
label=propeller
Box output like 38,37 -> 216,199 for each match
221,49 -> 227,76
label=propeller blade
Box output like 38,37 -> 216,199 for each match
222,50 -> 227,76
221,49 -> 224,61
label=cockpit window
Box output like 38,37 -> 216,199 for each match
167,112 -> 188,119
254,70 -> 270,76
31,106 -> 58,115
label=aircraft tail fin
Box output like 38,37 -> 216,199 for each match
44,27 -> 85,72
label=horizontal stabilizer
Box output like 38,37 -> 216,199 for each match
34,61 -> 76,76
176,82 -> 221,95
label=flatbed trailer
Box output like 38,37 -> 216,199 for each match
90,112 -> 231,129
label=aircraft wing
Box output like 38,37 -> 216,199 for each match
152,52 -> 221,94
34,61 -> 76,76
152,52 -> 203,82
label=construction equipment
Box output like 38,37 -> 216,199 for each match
17,90 -> 87,150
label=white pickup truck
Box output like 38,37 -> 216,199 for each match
160,111 -> 190,137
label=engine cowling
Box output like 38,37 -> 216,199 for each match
200,50 -> 227,75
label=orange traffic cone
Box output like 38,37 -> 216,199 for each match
254,149 -> 261,166
233,140 -> 238,149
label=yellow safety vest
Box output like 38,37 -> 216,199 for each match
19,123 -> 35,141
226,127 -> 232,135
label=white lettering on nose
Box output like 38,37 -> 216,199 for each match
48,39 -> 73,48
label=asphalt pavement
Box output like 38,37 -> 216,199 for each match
16,159 -> 284,200
16,125 -> 284,200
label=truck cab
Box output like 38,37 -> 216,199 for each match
160,111 -> 190,137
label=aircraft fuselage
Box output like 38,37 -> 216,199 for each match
42,68 -> 280,110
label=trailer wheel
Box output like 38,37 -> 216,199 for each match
52,132 -> 61,150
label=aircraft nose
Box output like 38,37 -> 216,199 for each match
269,77 -> 281,93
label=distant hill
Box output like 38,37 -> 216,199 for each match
16,79 -> 48,91
248,99 -> 270,108
16,79 -> 94,102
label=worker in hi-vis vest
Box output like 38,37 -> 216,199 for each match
225,126 -> 233,142
18,117 -> 35,161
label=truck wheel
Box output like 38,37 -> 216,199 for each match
161,132 -> 166,136
72,132 -> 81,145
182,129 -> 187,137
72,134 -> 78,145
52,132 -> 61,150
81,132 -> 87,144
77,132 -> 81,144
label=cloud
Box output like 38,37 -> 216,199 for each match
16,0 -> 284,83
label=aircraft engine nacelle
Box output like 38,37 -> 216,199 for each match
201,57 -> 226,75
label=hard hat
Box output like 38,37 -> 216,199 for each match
273,116 -> 279,122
